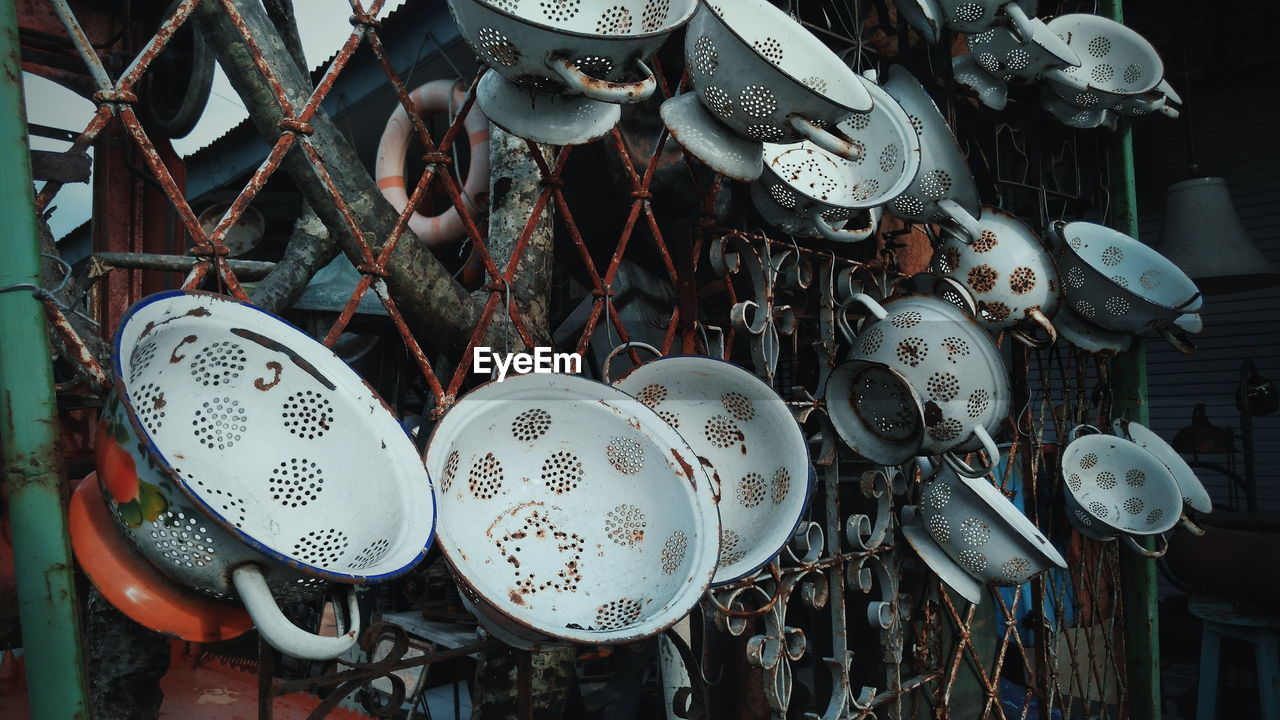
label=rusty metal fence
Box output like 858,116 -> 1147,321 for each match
26,0 -> 1139,717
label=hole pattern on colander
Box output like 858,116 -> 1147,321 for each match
1067,473 -> 1083,492
976,52 -> 1000,73
512,408 -> 552,442
1088,36 -> 1112,57
641,0 -> 670,32
919,170 -> 952,198
1096,471 -> 1117,490
702,85 -> 734,117
193,397 -> 247,450
281,390 -> 333,440
769,184 -> 797,209
982,301 -> 1011,322
968,265 -> 998,294
854,179 -> 881,203
1125,469 -> 1145,487
951,3 -> 986,23
1074,509 -> 1094,526
692,36 -> 718,76
1106,297 -> 1131,316
1080,453 -> 1099,469
1006,48 -> 1031,70
1139,269 -> 1162,290
893,195 -> 924,218
906,114 -> 925,137
1074,300 -> 1096,319
269,458 -> 324,507
934,247 -> 960,275
1123,63 -> 1144,86
498,509 -> 584,594
187,470 -> 248,527
595,598 -> 642,630
631,384 -> 667,410
1087,501 -> 1109,519
941,336 -> 970,364
441,450 -> 459,492
657,410 -> 680,428
928,515 -> 950,543
574,55 -> 614,78
190,341 -> 246,386
539,0 -> 580,23
1074,92 -> 1100,108
720,392 -> 754,421
268,576 -> 329,604
1111,275 -> 1130,289
1101,246 -> 1124,266
958,549 -> 987,574
130,340 -> 159,384
660,531 -> 688,574
925,482 -> 951,509
1009,267 -> 1037,295
1123,497 -> 1144,515
1002,557 -> 1031,582
349,538 -> 391,571
772,467 -> 791,505
605,504 -> 647,546
1066,266 -> 1086,289
745,124 -> 784,142
739,85 -> 777,118
929,418 -> 963,443
150,512 -> 215,568
738,472 -> 765,507
966,231 -> 995,255
970,29 -> 996,44
878,144 -> 900,173
477,27 -> 520,67
704,415 -> 741,449
134,383 -> 166,434
542,450 -> 584,494
896,338 -> 928,367
469,452 -> 503,499
966,388 -> 990,418
927,372 -> 960,403
595,5 -> 633,34
293,529 -> 350,567
821,207 -> 852,223
606,436 -> 645,475
1145,508 -> 1164,525
960,518 -> 990,546
489,0 -> 517,10
752,38 -> 783,64
718,530 -> 747,569
891,311 -> 922,329
1093,64 -> 1114,84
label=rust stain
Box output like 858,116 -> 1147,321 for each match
670,448 -> 696,490
509,589 -> 525,605
231,327 -> 336,390
169,334 -> 198,363
253,360 -> 283,391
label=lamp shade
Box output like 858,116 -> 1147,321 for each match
1156,177 -> 1280,295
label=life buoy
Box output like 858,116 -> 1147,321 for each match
375,79 -> 489,248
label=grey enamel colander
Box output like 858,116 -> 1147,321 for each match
1042,14 -> 1177,118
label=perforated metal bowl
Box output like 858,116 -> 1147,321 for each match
1060,432 -> 1182,537
659,0 -> 873,180
103,291 -> 435,658
881,65 -> 981,227
425,373 -> 719,645
1043,14 -> 1164,109
935,0 -> 1036,34
1051,220 -> 1201,335
956,17 -> 1081,110
919,465 -> 1066,593
613,355 -> 812,585
1113,419 -> 1212,514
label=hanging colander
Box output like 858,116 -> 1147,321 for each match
934,0 -> 1036,34
932,205 -> 1060,346
1060,427 -> 1182,557
825,358 -> 925,466
607,347 -> 813,585
1042,14 -> 1176,117
449,0 -> 698,145
424,372 -> 719,646
918,464 -> 1066,599
103,291 -> 435,659
956,17 -> 1081,110
1112,419 -> 1212,514
881,65 -> 981,228
659,0 -> 873,181
1050,220 -> 1201,340
900,505 -> 983,604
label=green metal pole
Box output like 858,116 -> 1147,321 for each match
1099,2 -> 1161,719
0,1 -> 92,717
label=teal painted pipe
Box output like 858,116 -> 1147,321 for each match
0,0 -> 92,717
1099,1 -> 1161,719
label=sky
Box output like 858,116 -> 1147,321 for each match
26,0 -> 407,240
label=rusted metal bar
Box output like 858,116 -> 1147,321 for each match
0,2 -> 91,715
93,251 -> 278,280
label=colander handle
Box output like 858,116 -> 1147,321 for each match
787,116 -> 865,162
602,341 -> 663,383
936,199 -> 982,244
847,293 -> 889,321
1160,327 -> 1197,355
1178,513 -> 1206,537
547,55 -> 656,105
1008,307 -> 1057,348
231,565 -> 360,660
1119,533 -> 1168,559
1004,3 -> 1078,67
1067,424 -> 1102,442
943,425 -> 999,478
808,206 -> 880,244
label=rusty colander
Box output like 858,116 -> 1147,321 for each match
659,0 -> 873,181
449,0 -> 698,145
104,291 -> 435,659
425,372 -> 719,646
607,346 -> 813,585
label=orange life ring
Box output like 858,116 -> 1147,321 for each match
375,79 -> 489,248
